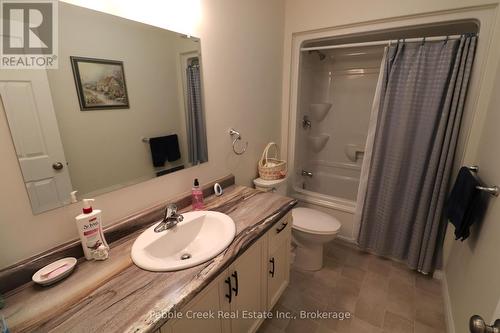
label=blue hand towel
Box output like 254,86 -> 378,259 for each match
148,134 -> 181,167
446,167 -> 486,240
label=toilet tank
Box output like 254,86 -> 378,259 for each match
253,177 -> 287,195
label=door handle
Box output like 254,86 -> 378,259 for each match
269,257 -> 275,277
52,162 -> 64,170
224,277 -> 232,303
231,271 -> 239,296
470,315 -> 500,333
276,221 -> 288,233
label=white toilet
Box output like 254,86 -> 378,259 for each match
253,177 -> 288,195
253,177 -> 342,271
292,207 -> 341,271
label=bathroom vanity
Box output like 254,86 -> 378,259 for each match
163,209 -> 292,333
1,178 -> 296,333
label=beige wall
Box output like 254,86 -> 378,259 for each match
283,0 -> 497,33
0,0 -> 285,269
48,3 -> 197,197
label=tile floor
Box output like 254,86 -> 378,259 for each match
258,240 -> 446,333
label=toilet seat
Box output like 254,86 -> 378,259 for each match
292,207 -> 341,235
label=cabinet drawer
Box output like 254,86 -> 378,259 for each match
268,213 -> 291,253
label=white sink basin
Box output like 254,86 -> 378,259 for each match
131,211 -> 236,271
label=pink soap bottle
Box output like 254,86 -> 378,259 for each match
191,178 -> 205,210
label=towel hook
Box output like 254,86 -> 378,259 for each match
229,128 -> 248,155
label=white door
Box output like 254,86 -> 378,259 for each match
461,67 -> 500,332
445,64 -> 500,332
0,70 -> 73,213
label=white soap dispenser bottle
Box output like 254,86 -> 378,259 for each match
75,198 -> 109,260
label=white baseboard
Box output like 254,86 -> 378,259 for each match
433,269 -> 444,280
441,272 -> 456,333
336,235 -> 357,244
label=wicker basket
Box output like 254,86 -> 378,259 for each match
258,142 -> 287,180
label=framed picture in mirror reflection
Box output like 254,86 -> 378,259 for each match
70,56 -> 130,110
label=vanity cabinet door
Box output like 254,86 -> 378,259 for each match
164,273 -> 225,333
267,213 -> 292,309
225,237 -> 265,333
267,240 -> 290,309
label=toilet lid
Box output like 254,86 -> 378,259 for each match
253,177 -> 287,188
292,207 -> 341,235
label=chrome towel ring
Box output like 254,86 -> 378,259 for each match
229,128 -> 248,155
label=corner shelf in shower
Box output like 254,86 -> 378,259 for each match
309,103 -> 332,121
307,134 -> 330,153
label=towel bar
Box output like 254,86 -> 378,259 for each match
466,166 -> 499,197
476,185 -> 499,197
467,165 -> 479,172
141,134 -> 174,143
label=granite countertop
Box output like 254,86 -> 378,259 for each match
3,185 -> 296,333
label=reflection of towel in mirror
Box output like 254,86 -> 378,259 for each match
149,134 -> 181,167
446,167 -> 487,241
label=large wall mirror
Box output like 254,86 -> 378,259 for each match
0,3 -> 208,214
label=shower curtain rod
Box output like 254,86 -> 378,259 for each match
300,34 -> 464,51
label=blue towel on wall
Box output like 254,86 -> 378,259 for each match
446,167 -> 487,241
148,134 -> 181,167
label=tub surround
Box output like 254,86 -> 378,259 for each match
3,180 -> 296,332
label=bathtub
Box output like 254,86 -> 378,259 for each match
291,164 -> 359,242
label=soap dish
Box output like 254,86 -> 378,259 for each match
308,134 -> 330,152
32,257 -> 77,286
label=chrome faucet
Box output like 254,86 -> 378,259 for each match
154,204 -> 184,233
302,116 -> 312,129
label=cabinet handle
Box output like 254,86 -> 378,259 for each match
231,271 -> 239,296
269,257 -> 275,277
276,221 -> 288,234
224,277 -> 232,303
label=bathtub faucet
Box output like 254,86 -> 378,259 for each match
302,116 -> 312,129
301,170 -> 313,177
